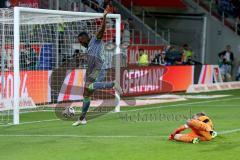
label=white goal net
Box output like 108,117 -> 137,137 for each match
0,7 -> 121,125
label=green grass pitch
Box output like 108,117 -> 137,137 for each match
0,90 -> 240,160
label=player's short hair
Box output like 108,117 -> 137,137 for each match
78,32 -> 89,38
139,48 -> 144,52
195,112 -> 206,117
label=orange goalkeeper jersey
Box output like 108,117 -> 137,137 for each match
197,116 -> 214,130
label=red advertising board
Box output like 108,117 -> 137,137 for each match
121,65 -> 193,96
0,71 -> 49,104
0,66 -> 194,105
11,0 -> 39,8
127,45 -> 166,66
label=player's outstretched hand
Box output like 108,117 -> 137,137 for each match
104,5 -> 111,17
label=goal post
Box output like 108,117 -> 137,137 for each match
13,7 -> 20,125
0,7 -> 121,125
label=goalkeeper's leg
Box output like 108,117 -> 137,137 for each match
174,132 -> 199,143
197,131 -> 214,141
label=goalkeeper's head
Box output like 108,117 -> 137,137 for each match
192,112 -> 206,120
78,32 -> 90,48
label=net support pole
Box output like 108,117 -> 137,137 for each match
114,15 -> 121,112
201,16 -> 207,64
13,7 -> 20,124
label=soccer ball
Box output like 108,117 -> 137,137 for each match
62,107 -> 75,118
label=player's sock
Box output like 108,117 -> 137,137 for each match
92,82 -> 114,90
80,97 -> 91,120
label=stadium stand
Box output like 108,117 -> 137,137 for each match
193,0 -> 240,35
119,0 -> 186,9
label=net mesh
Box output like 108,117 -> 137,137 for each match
0,8 -> 119,124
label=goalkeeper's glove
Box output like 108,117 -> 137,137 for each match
210,130 -> 218,138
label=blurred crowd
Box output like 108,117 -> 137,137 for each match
215,0 -> 240,18
82,0 -> 117,13
138,44 -> 199,67
138,44 -> 240,82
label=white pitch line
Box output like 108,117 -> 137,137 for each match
0,119 -> 60,127
0,128 -> 239,138
191,105 -> 240,107
218,128 -> 240,135
0,134 -> 165,138
120,97 -> 240,113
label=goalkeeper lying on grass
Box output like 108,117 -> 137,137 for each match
169,112 -> 217,144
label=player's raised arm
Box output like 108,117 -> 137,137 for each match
96,6 -> 110,39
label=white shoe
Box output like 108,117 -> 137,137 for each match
72,119 -> 87,126
114,80 -> 123,95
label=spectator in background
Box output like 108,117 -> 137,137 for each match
151,52 -> 166,66
236,61 -> 240,81
218,45 -> 234,81
219,45 -> 234,67
20,44 -> 38,70
101,0 -> 110,9
107,0 -> 117,13
219,54 -> 232,81
182,44 -> 193,64
160,52 -> 167,65
151,53 -> 160,65
138,48 -> 148,66
91,0 -> 100,12
165,46 -> 183,65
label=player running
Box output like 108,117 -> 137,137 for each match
169,112 -> 217,143
72,7 -> 122,126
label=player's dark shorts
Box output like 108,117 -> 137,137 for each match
83,54 -> 103,98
